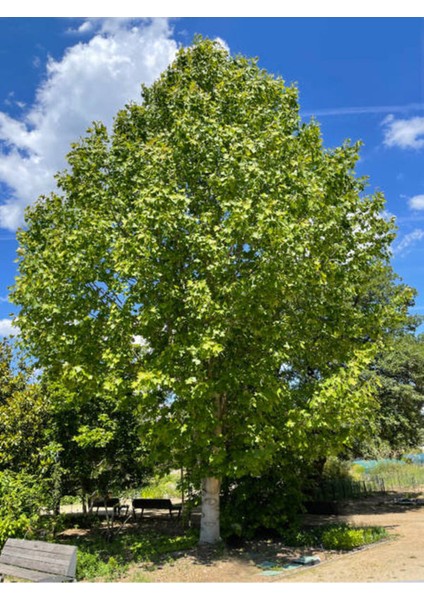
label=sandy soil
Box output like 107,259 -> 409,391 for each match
123,493 -> 424,583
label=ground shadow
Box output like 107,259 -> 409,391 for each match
336,491 -> 424,516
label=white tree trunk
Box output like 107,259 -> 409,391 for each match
199,476 -> 221,544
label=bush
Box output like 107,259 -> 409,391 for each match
281,524 -> 388,551
322,457 -> 352,479
76,550 -> 126,581
321,525 -> 387,550
220,469 -> 305,540
0,470 -> 49,546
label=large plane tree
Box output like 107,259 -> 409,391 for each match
12,38 -> 413,543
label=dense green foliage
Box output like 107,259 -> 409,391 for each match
220,462 -> 307,540
0,340 -> 51,472
0,341 -> 58,544
0,338 -> 149,526
360,333 -> 424,457
11,38 -> 414,540
47,382 -> 151,509
0,470 -> 49,545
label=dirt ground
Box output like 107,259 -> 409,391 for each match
123,492 -> 424,583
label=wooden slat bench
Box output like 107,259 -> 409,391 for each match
90,497 -> 120,514
132,498 -> 182,520
0,538 -> 77,582
90,497 -> 129,519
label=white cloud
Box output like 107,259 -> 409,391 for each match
0,18 -> 178,231
393,229 -> 424,256
409,195 -> 424,210
382,115 -> 424,150
0,318 -> 19,338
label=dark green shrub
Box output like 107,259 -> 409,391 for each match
220,469 -> 305,540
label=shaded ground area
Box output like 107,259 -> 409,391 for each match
116,492 -> 424,583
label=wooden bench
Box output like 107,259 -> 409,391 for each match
91,497 -> 120,514
132,498 -> 182,520
0,538 -> 77,582
90,497 -> 129,519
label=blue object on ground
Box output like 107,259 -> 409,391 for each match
257,561 -> 278,569
261,564 -> 302,576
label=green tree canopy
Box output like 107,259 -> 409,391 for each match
12,38 -> 414,543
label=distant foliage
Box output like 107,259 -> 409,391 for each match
137,471 -> 181,499
365,460 -> 424,490
353,333 -> 424,458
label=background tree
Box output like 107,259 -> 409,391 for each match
47,381 -> 151,511
350,332 -> 424,458
12,38 -> 414,543
0,339 -> 50,474
0,339 -> 56,542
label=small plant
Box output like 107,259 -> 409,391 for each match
321,525 -> 387,550
281,524 -> 388,551
76,550 -> 126,581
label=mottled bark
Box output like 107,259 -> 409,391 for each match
199,476 -> 221,544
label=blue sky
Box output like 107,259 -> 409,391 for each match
1,16 -> 424,337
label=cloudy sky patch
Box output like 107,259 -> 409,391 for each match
0,18 -> 178,231
409,195 -> 424,210
0,318 -> 19,338
382,115 -> 424,150
393,228 -> 424,256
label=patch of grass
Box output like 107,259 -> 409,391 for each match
76,551 -> 126,581
126,570 -> 151,582
129,531 -> 198,561
281,524 -> 388,551
72,527 -> 198,581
